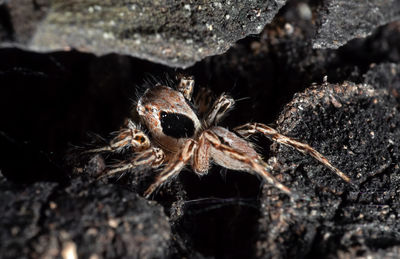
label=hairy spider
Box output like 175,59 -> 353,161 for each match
85,77 -> 351,198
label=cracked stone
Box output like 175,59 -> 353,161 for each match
313,0 -> 400,49
1,0 -> 286,68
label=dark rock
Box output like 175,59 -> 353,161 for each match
0,176 -> 58,259
363,63 -> 400,101
0,0 -> 50,44
335,246 -> 400,259
313,0 -> 400,49
2,1 -> 400,69
195,8 -> 399,125
0,175 -> 172,259
256,81 -> 400,258
32,177 -> 172,259
1,0 -> 286,68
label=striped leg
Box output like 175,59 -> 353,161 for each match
234,123 -> 351,183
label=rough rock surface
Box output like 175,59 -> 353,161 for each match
1,0 -> 286,68
363,63 -> 400,99
0,177 -> 58,258
0,175 -> 172,259
313,0 -> 400,49
1,1 -> 400,67
0,0 -> 50,44
256,81 -> 400,258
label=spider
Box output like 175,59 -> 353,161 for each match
85,76 -> 351,198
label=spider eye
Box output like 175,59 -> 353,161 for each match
160,111 -> 195,138
134,135 -> 146,143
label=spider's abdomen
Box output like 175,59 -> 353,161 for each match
209,126 -> 260,171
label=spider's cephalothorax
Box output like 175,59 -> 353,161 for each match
137,84 -> 201,153
86,77 -> 351,198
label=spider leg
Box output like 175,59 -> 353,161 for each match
234,122 -> 351,183
176,75 -> 195,100
205,94 -> 235,126
194,87 -> 213,118
203,130 -> 293,196
84,119 -> 150,154
98,147 -> 165,178
193,133 -> 211,174
144,139 -> 197,198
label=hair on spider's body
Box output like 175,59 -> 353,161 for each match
84,76 -> 351,199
